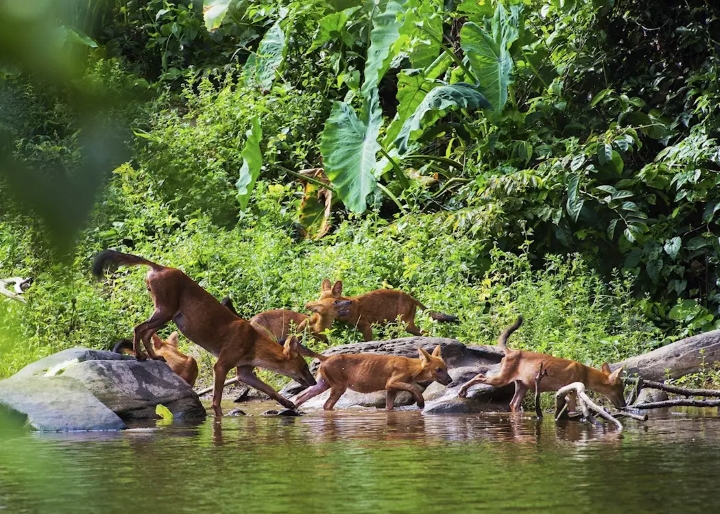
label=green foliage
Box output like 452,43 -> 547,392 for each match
243,20 -> 286,91
236,116 -> 263,210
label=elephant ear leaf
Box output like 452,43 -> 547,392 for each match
243,20 -> 286,92
361,0 -> 407,98
296,169 -> 335,240
236,116 -> 263,211
320,90 -> 382,214
393,83 -> 491,154
460,4 -> 521,113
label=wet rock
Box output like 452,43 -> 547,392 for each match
0,376 -> 126,431
61,358 -> 205,421
612,329 -> 720,380
232,386 -> 269,403
634,388 -> 669,405
297,389 -> 417,411
0,347 -> 205,430
278,408 -> 302,416
227,408 -> 247,416
261,409 -> 279,416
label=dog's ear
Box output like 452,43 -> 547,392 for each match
418,347 -> 432,365
322,279 -> 332,291
152,334 -> 164,350
332,280 -> 343,297
305,301 -> 320,313
167,332 -> 179,347
283,336 -> 300,359
601,362 -> 612,374
431,345 -> 442,358
608,366 -> 624,383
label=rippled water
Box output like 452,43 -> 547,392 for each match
1,403 -> 719,513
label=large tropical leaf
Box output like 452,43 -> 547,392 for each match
236,116 -> 262,211
393,82 -> 491,153
243,20 -> 286,92
460,4 -> 521,112
384,69 -> 438,145
361,0 -> 407,98
320,90 -> 382,213
203,0 -> 232,32
394,0 -> 443,69
307,8 -> 358,53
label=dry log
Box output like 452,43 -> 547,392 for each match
555,382 -> 623,431
636,379 -> 720,398
632,399 -> 720,409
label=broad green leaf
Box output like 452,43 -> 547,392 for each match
63,28 -> 98,48
244,21 -> 286,92
598,143 -> 612,165
590,88 -> 613,107
308,11 -> 351,53
610,150 -> 624,174
459,4 -> 521,112
361,0 -> 407,98
398,4 -> 443,70
664,236 -> 681,259
156,404 -> 174,425
669,299 -> 700,322
320,90 -> 382,213
236,116 -> 263,211
607,218 -> 619,239
393,82 -> 491,153
203,0 -> 232,31
384,69 -> 438,145
566,175 -> 584,222
646,257 -> 663,283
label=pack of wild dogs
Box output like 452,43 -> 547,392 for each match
94,249 -> 626,417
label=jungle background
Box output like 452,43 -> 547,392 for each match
1,0 -> 719,386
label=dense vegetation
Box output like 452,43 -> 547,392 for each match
1,0 -> 719,384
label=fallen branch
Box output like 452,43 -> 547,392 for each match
534,362 -> 548,419
0,277 -> 30,303
637,379 -> 720,398
616,410 -> 648,421
196,377 -> 238,396
632,399 -> 720,409
555,382 -> 623,431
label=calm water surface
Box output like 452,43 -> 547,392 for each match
1,402 -> 719,513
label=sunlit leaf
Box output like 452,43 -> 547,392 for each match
203,0 -> 232,32
393,83 -> 491,153
320,90 -> 382,213
244,20 -> 286,92
236,116 -> 263,211
566,175 -> 584,222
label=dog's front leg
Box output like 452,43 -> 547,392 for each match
386,390 -> 397,410
211,359 -> 232,418
294,376 -> 330,407
457,374 -> 487,398
236,365 -> 296,409
387,381 -> 424,409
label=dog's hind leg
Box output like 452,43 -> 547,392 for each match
294,376 -> 330,407
236,365 -> 296,410
509,382 -> 529,412
133,309 -> 173,360
386,390 -> 397,410
323,386 -> 347,410
457,374 -> 487,398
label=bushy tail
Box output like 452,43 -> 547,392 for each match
92,250 -> 162,279
112,339 -> 134,355
497,316 -> 523,351
413,298 -> 460,324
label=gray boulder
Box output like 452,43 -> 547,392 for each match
633,388 -> 669,405
0,376 -> 126,431
613,329 -> 720,380
0,347 -> 205,431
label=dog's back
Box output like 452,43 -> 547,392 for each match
250,309 -> 308,343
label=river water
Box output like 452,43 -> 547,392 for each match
1,402 -> 718,513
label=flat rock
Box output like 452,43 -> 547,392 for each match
0,347 -> 205,429
0,376 -> 126,431
296,389 -> 417,411
61,359 -> 204,420
613,329 -> 720,380
634,388 -> 670,405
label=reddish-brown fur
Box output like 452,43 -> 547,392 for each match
113,332 -> 199,387
293,346 -> 453,411
458,316 -> 626,411
93,250 -> 315,416
307,279 -> 457,342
